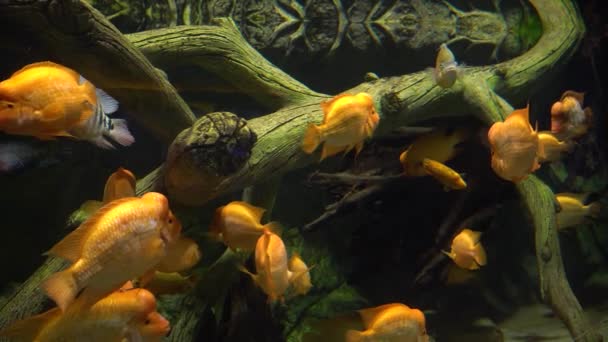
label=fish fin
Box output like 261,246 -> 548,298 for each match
302,124 -> 322,154
103,167 -> 136,203
95,88 -> 119,114
345,329 -> 366,342
365,112 -> 380,137
125,326 -> 144,342
354,142 -> 364,157
107,118 -> 135,147
465,229 -> 483,244
473,244 -> 487,266
0,307 -> 60,341
237,265 -> 258,285
263,221 -> 283,237
399,146 -> 411,166
320,143 -> 344,161
507,104 -> 530,124
358,304 -> 405,328
561,90 -> 584,103
234,201 -> 267,223
588,202 -> 601,219
320,93 -> 351,121
120,280 -> 136,291
40,268 -> 78,312
441,249 -> 455,260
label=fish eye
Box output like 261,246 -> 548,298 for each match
144,319 -> 151,325
168,219 -> 173,224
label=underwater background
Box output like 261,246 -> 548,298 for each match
0,0 -> 607,341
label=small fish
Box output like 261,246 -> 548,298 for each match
0,287 -> 159,342
442,229 -> 487,270
555,193 -> 601,230
346,303 -> 429,342
487,105 -> 542,182
238,229 -> 292,303
40,192 -> 182,311
302,92 -> 380,161
0,139 -> 72,173
432,43 -> 461,88
537,131 -> 574,163
288,252 -> 313,296
209,201 -> 282,251
129,311 -> 171,342
155,237 -> 202,274
143,271 -> 197,296
421,158 -> 467,191
400,127 -> 471,177
550,90 -> 593,140
0,61 -> 134,148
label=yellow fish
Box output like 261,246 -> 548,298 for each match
0,288 -> 159,342
0,61 -> 134,148
130,311 -> 171,342
288,252 -> 313,296
302,92 -> 380,161
155,237 -> 202,274
487,105 -> 542,182
143,271 -> 197,296
239,229 -> 292,303
79,167 -> 137,218
346,303 -> 429,342
209,201 -> 281,251
421,158 -> 467,191
399,127 -> 471,177
537,131 -> 573,163
432,43 -> 461,88
443,229 -> 487,270
41,192 -> 182,311
556,193 -> 601,230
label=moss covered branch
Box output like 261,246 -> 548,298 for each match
0,0 -> 195,142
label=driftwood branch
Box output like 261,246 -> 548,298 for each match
0,0 -> 195,142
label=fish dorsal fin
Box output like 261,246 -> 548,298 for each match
561,90 -> 584,103
233,201 -> 266,223
507,104 -> 530,124
0,307 -> 60,341
95,88 -> 119,114
45,197 -> 138,261
103,167 -> 136,203
11,61 -> 80,81
358,304 -> 407,328
320,93 -> 352,122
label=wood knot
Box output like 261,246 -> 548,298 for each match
541,244 -> 552,262
380,91 -> 406,116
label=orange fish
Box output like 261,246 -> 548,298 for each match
131,311 -> 171,342
155,237 -> 202,274
550,90 -> 592,140
487,105 -> 542,182
399,127 -> 471,177
238,229 -> 292,303
556,193 -> 602,230
79,167 -> 137,218
0,61 -> 134,148
288,252 -> 313,296
209,201 -> 282,251
143,271 -> 197,296
537,131 -> 573,163
41,192 -> 182,311
346,303 -> 429,342
421,158 -> 467,191
302,92 -> 380,161
443,229 -> 487,270
0,288 -> 158,342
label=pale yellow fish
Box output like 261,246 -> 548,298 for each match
432,43 -> 461,88
209,201 -> 281,251
488,105 -> 542,183
537,131 -> 573,163
238,229 -> 292,303
288,252 -> 313,296
399,127 -> 471,177
421,158 -> 467,191
41,192 -> 182,311
346,303 -> 429,342
155,237 -> 201,274
77,167 -> 137,219
556,193 -> 601,230
442,229 -> 487,270
0,288 -> 158,342
143,271 -> 197,296
302,92 -> 380,161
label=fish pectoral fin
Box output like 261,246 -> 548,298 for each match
44,224 -> 89,262
320,143 -> 345,161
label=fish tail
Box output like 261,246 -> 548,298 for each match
473,244 -> 488,267
345,329 -> 366,342
301,124 -> 321,154
40,268 -> 79,312
106,118 -> 135,147
263,221 -> 284,237
588,201 -> 601,219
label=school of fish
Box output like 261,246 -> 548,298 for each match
0,39 -> 604,342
